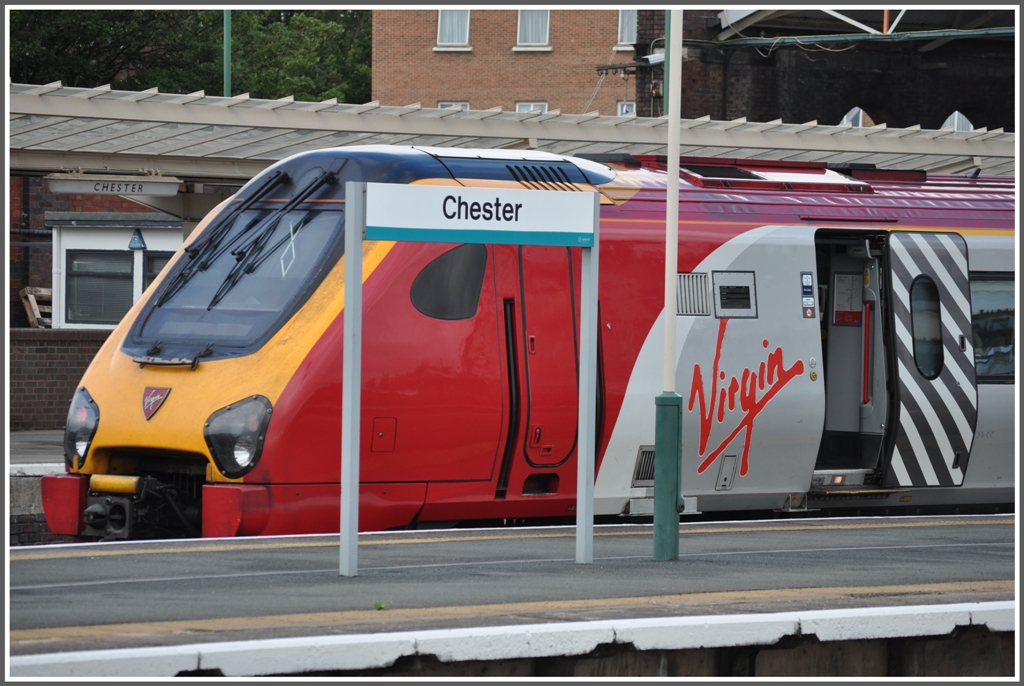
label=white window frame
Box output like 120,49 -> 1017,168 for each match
617,10 -> 637,47
438,101 -> 470,111
516,101 -> 549,114
617,100 -> 636,116
436,8 -> 475,51
52,225 -> 183,329
515,10 -> 551,51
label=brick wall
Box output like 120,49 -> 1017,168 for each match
9,174 -> 156,327
9,328 -> 112,430
373,10 -> 637,116
634,10 -> 1015,130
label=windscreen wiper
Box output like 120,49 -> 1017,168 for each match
206,169 -> 340,310
156,170 -> 290,307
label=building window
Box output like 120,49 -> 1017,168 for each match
618,10 -> 637,45
516,102 -> 548,114
66,250 -> 134,324
48,211 -> 183,329
144,251 -> 175,291
438,101 -> 470,111
437,10 -> 470,46
518,10 -> 549,46
617,101 -> 636,116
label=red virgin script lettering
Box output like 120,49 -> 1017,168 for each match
687,319 -> 804,477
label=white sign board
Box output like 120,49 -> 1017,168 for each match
365,183 -> 596,247
46,174 -> 182,197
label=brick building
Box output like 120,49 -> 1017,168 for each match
373,9 -> 1014,132
631,10 -> 1014,131
373,9 -> 640,116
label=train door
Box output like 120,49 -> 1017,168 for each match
490,244 -> 580,502
518,245 -> 579,468
813,232 -> 890,482
881,232 -> 977,487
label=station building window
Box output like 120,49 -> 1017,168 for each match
438,101 -> 470,111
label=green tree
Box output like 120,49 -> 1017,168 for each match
9,9 -> 372,103
231,10 -> 371,103
9,10 -> 223,93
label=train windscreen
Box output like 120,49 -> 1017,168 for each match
130,207 -> 344,357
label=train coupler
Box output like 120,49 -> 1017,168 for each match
83,474 -> 200,540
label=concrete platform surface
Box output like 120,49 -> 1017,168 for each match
9,514 -> 1015,669
7,430 -> 64,465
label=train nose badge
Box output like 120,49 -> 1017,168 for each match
142,387 -> 171,420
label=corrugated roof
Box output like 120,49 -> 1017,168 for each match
9,82 -> 1015,181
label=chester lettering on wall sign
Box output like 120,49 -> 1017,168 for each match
94,182 -> 148,194
365,182 -> 595,247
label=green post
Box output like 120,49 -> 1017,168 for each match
653,392 -> 682,560
223,10 -> 232,97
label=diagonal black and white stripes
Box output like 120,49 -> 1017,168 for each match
885,232 -> 977,488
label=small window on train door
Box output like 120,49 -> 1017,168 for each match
410,243 -> 488,320
910,275 -> 943,379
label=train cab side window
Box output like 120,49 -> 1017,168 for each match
970,276 -> 1015,380
909,276 -> 943,379
410,244 -> 488,320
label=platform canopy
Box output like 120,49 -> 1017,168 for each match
9,81 -> 1016,185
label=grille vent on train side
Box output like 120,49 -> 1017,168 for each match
631,445 -> 656,487
507,164 -> 581,192
677,272 -> 711,315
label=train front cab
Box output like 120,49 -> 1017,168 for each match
808,227 -> 1015,511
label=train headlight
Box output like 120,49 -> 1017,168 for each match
204,396 -> 273,478
64,387 -> 99,470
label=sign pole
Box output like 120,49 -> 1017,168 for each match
653,9 -> 684,561
575,193 -> 600,564
340,181 -> 365,576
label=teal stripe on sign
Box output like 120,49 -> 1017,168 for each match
366,226 -> 593,247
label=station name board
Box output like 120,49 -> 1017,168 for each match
365,183 -> 596,247
45,174 -> 182,197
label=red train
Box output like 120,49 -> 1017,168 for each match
42,146 -> 1016,540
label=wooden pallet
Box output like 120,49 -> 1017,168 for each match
20,287 -> 52,328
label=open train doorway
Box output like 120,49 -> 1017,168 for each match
812,230 -> 892,490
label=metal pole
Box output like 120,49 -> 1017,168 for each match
653,8 -> 684,562
576,193 -> 600,564
223,10 -> 232,98
340,181 -> 365,576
